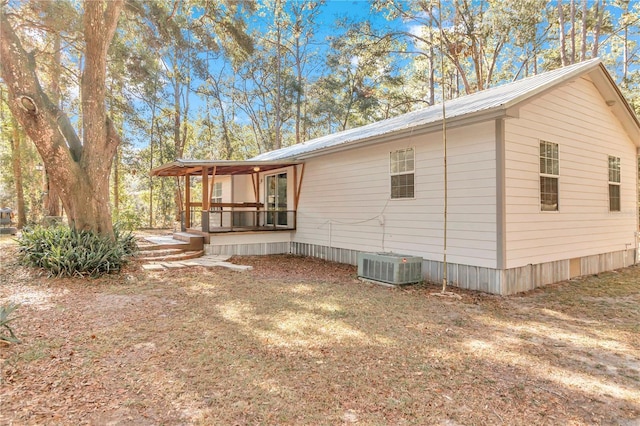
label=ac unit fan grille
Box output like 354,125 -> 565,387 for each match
362,258 -> 394,283
357,252 -> 422,285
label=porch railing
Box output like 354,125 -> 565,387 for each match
183,207 -> 296,233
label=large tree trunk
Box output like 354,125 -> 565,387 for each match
45,12 -> 63,218
113,146 -> 119,215
580,0 -> 587,61
558,0 -> 568,66
428,6 -> 435,106
592,0 -> 603,59
274,1 -> 283,150
212,77 -> 234,159
10,119 -> 27,228
45,176 -> 62,217
570,0 -> 576,64
0,1 -> 123,237
294,33 -> 302,145
172,83 -> 183,223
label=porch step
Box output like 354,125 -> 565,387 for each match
137,248 -> 185,257
143,233 -> 204,251
138,250 -> 205,262
173,232 -> 205,244
136,232 -> 205,263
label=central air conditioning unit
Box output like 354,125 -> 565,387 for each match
357,252 -> 422,285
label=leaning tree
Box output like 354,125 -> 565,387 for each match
0,1 -> 123,237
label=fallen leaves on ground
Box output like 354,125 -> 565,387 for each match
1,238 -> 639,425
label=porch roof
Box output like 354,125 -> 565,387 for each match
150,159 -> 301,177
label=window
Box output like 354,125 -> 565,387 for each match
390,148 -> 414,199
540,141 -> 559,211
211,182 -> 222,210
608,155 -> 621,212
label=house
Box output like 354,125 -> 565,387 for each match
151,58 -> 640,295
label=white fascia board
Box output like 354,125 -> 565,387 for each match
292,108 -> 510,160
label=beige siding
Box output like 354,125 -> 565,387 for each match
294,122 -> 498,269
232,175 -> 255,203
504,76 -> 638,268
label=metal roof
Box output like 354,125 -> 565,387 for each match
150,159 -> 301,177
252,59 -> 638,161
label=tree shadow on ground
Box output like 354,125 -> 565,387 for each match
1,254 -> 639,425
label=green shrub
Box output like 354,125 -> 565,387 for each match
113,207 -> 144,231
0,302 -> 20,344
16,225 -> 138,277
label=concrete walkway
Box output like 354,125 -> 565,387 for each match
141,254 -> 253,272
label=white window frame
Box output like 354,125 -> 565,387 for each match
608,155 -> 621,212
390,147 -> 415,200
211,182 -> 223,210
540,140 -> 559,212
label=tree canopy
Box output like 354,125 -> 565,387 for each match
1,0 -> 639,230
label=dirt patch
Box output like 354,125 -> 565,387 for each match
1,246 -> 639,425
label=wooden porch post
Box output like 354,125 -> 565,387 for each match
251,172 -> 259,203
201,167 -> 210,232
209,167 -> 217,229
252,172 -> 260,228
293,164 -> 305,229
293,164 -> 305,210
184,174 -> 191,229
293,165 -> 298,229
208,166 -> 217,209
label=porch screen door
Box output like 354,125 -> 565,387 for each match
266,173 -> 287,226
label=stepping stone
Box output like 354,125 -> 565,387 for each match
142,258 -> 252,272
142,264 -> 165,271
216,262 -> 253,272
161,262 -> 187,269
205,255 -> 232,262
191,259 -> 222,267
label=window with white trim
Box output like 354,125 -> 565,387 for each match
540,141 -> 559,211
608,155 -> 621,212
211,182 -> 222,210
390,148 -> 414,199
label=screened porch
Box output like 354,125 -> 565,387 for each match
150,159 -> 304,235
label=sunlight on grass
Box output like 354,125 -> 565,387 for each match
4,286 -> 64,310
216,300 -> 392,349
216,301 -> 255,326
475,314 -> 635,356
187,282 -> 220,296
538,308 -> 601,325
3,247 -> 637,425
0,236 -> 17,246
287,284 -> 315,295
313,302 -> 343,313
465,338 -> 640,403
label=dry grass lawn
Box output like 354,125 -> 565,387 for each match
1,237 -> 639,425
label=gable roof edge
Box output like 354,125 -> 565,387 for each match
499,58 -> 603,111
591,63 -> 640,146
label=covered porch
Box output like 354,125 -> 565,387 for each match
150,159 -> 304,238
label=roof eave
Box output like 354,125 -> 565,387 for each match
290,108 -> 512,160
150,159 -> 302,177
